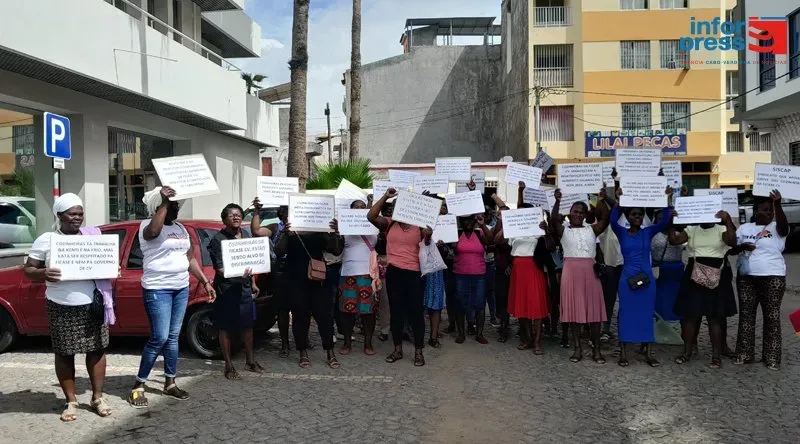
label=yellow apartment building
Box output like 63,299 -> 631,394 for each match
505,0 -> 769,189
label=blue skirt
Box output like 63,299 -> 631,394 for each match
424,269 -> 446,311
655,261 -> 684,321
618,266 -> 656,343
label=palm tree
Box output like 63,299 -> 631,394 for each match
241,72 -> 267,95
348,0 -> 361,161
288,0 -> 310,190
306,158 -> 374,190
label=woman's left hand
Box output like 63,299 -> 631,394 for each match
716,210 -> 731,222
251,284 -> 260,298
475,214 -> 485,226
204,283 -> 216,303
665,185 -> 674,196
243,267 -> 253,278
598,187 -> 607,202
770,189 -> 782,203
539,220 -> 548,231
330,219 -> 339,234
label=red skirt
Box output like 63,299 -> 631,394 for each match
508,257 -> 549,320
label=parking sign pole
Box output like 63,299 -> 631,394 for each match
52,159 -> 60,198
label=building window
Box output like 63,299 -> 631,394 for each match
172,0 -> 182,44
621,103 -> 651,130
621,41 -> 650,70
791,141 -> 800,165
660,0 -> 687,9
726,132 -> 744,153
660,40 -> 690,69
725,9 -> 734,23
748,133 -> 771,152
533,44 -> 574,87
661,102 -> 691,131
790,10 -> 800,79
759,31 -> 776,91
539,106 -> 575,141
621,0 -> 648,10
725,71 -> 739,110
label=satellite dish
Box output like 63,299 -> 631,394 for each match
499,156 -> 513,163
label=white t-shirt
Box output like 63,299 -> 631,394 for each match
341,235 -> 377,277
736,221 -> 787,276
510,236 -> 540,257
139,220 -> 191,290
28,232 -> 96,306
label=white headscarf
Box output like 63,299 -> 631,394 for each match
52,193 -> 83,229
143,187 -> 183,217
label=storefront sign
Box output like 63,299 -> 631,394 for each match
585,130 -> 687,157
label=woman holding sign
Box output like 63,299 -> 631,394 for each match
24,193 -> 116,421
609,187 -> 675,367
550,188 -> 610,364
207,203 -> 263,379
669,208 -> 737,369
734,191 -> 789,370
367,188 -> 434,367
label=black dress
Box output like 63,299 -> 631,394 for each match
208,229 -> 255,332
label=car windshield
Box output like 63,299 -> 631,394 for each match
243,207 -> 280,223
19,199 -> 35,215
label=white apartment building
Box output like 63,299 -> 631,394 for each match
0,0 -> 279,235
733,0 -> 800,168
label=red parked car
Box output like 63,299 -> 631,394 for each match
0,220 -> 277,358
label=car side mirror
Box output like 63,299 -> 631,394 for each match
16,215 -> 31,226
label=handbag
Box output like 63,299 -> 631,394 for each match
688,235 -> 723,290
297,235 -> 327,281
361,236 -> 383,292
652,236 -> 669,279
89,288 -> 105,321
627,272 -> 651,291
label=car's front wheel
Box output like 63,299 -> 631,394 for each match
0,308 -> 18,354
185,305 -> 220,359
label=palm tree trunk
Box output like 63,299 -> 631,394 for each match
288,0 -> 310,191
348,0 -> 361,161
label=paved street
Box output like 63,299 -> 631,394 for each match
2,259 -> 800,443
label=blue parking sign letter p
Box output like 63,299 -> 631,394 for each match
43,112 -> 71,160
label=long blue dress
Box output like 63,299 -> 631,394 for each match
610,206 -> 671,343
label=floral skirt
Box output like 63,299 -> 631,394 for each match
46,299 -> 109,355
338,275 -> 376,314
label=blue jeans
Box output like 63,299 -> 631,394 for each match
136,287 -> 189,382
455,274 -> 487,322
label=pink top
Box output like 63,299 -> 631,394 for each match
454,231 -> 485,275
386,218 -> 421,272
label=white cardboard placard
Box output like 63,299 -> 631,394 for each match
412,175 -> 450,194
388,169 -> 420,187
152,154 -> 220,200
523,188 -> 549,208
694,188 -> 739,221
753,163 -> 800,201
432,214 -> 458,244
502,207 -> 545,239
557,163 -> 604,194
337,209 -> 379,236
505,163 -> 543,188
530,150 -> 555,173
619,176 -> 668,208
288,193 -> 335,232
221,237 -> 271,278
392,190 -> 442,228
257,176 -> 299,206
435,157 -> 472,181
673,196 -> 722,225
546,190 -> 589,215
455,172 -> 487,193
615,149 -> 662,177
661,160 -> 683,187
601,161 -> 616,186
446,190 -> 485,217
50,234 -> 119,281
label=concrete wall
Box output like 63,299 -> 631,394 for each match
0,70 -> 262,235
351,45 -> 503,164
202,8 -> 262,55
260,107 -> 290,177
771,113 -> 800,166
495,0 -> 530,163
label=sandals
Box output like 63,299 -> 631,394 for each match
163,384 -> 190,400
709,357 -> 722,369
364,347 -> 376,356
245,361 -> 265,374
428,338 -> 441,348
378,333 -> 390,342
128,387 -> 148,409
279,346 -> 290,358
339,347 -> 352,356
517,342 -> 534,351
225,366 -> 242,380
298,357 -> 311,369
385,351 -> 403,363
61,401 -> 79,421
569,352 -> 583,363
674,354 -> 692,365
328,355 -> 341,369
475,335 -> 489,345
733,357 -> 755,365
91,397 -> 112,417
765,362 -> 779,371
533,348 -> 544,356
593,353 -> 607,365
618,358 -> 629,367
414,350 -> 425,367
645,357 -> 661,368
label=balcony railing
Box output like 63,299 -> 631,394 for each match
533,67 -> 574,87
534,7 -> 572,27
106,0 -> 240,71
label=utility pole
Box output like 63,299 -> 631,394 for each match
325,103 -> 332,164
534,85 -> 543,155
339,127 -> 345,165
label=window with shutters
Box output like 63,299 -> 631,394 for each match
621,103 -> 651,130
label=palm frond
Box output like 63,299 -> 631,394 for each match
306,158 -> 374,190
252,74 -> 267,82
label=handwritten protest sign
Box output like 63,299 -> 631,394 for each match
373,180 -> 403,197
619,176 -> 668,207
502,207 -> 545,238
673,196 -> 722,225
753,163 -> 800,200
601,161 -> 616,185
432,214 -> 458,243
546,190 -> 589,215
505,163 -> 543,188
530,150 -> 554,173
413,175 -> 450,194
694,188 -> 739,221
388,169 -> 419,187
455,172 -> 486,193
221,237 -> 271,278
152,154 -> 219,200
337,209 -> 379,236
336,179 -> 368,203
446,190 -> 485,217
523,188 -> 549,208
257,176 -> 299,206
436,157 -> 472,181
50,235 -> 119,281
615,149 -> 662,177
661,160 -> 683,187
288,194 -> 335,232
392,190 -> 442,228
558,163 -> 604,194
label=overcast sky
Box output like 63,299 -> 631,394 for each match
237,0 -> 500,136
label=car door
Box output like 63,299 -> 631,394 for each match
114,227 -> 148,334
99,227 -> 129,334
0,203 -> 29,246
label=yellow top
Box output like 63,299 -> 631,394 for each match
685,225 -> 729,259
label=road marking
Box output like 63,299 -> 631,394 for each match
0,362 -> 393,383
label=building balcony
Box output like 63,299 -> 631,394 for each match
534,7 -> 572,28
191,0 -> 244,11
0,0 -> 278,142
533,67 -> 574,88
202,9 -> 261,58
